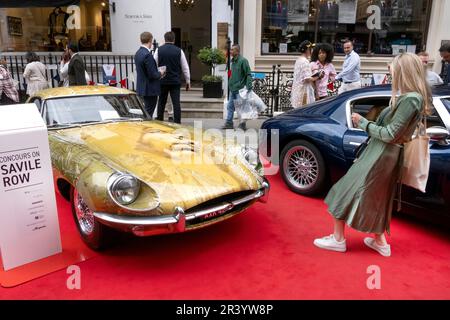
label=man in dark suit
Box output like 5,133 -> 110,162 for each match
67,43 -> 87,86
135,31 -> 164,118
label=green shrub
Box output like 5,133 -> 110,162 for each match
201,75 -> 223,82
197,47 -> 226,77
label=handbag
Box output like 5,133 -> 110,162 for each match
402,114 -> 430,193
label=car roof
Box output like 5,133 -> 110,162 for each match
337,84 -> 450,99
31,85 -> 135,100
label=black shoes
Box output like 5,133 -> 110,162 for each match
221,122 -> 234,129
220,122 -> 247,130
237,122 -> 247,130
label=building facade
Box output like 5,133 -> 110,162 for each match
0,0 -> 235,82
1,0 -> 448,79
238,0 -> 450,75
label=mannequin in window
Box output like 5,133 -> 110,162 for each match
319,0 -> 339,31
78,34 -> 95,52
48,7 -> 69,39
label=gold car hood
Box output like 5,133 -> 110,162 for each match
52,121 -> 262,211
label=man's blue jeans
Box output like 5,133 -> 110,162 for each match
226,92 -> 238,124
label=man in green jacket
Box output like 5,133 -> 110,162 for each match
222,44 -> 253,130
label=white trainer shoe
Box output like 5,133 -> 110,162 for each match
364,237 -> 391,257
313,234 -> 347,252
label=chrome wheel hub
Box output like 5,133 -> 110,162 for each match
283,146 -> 319,190
74,189 -> 95,235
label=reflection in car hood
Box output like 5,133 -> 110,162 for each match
50,121 -> 262,211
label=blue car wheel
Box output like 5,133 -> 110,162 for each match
280,139 -> 327,196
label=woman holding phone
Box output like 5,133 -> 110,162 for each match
313,53 -> 432,257
291,40 -> 321,108
310,43 -> 336,100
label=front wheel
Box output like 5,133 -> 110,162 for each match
280,139 -> 327,196
71,186 -> 115,250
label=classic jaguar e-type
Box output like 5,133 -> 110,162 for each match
28,86 -> 269,249
261,84 -> 450,224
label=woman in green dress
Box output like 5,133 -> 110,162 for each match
314,53 -> 432,257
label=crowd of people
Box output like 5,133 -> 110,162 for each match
1,37 -> 450,128
290,40 -> 450,109
0,42 -> 90,104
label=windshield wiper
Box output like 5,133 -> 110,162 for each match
102,117 -> 144,122
47,123 -> 78,129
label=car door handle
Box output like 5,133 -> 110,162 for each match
349,142 -> 362,146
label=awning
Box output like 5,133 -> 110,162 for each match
0,0 -> 80,8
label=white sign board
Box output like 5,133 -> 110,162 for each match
0,104 -> 61,271
110,0 -> 171,54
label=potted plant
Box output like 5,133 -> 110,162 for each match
197,47 -> 226,98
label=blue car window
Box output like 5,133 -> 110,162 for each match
426,103 -> 446,128
442,98 -> 450,113
350,97 -> 391,125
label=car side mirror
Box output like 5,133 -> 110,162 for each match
426,127 -> 449,145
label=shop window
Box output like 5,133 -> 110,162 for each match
261,0 -> 432,56
0,0 -> 111,52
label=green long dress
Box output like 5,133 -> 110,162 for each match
324,92 -> 424,235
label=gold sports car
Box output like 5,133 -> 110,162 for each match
28,86 -> 269,249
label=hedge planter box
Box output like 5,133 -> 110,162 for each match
202,81 -> 223,98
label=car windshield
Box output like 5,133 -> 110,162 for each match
442,98 -> 450,113
44,94 -> 146,126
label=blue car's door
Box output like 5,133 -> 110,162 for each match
401,99 -> 450,218
341,96 -> 391,166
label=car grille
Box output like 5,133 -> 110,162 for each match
185,190 -> 259,226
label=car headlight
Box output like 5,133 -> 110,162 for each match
107,173 -> 141,205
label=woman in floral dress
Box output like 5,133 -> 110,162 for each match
290,41 -> 320,108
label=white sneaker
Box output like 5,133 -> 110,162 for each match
364,237 -> 391,257
313,234 -> 347,252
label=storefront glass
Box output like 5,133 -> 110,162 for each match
0,0 -> 111,52
261,0 -> 432,55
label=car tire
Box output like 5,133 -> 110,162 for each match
70,186 -> 115,250
280,139 -> 327,196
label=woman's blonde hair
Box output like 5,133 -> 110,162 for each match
390,52 -> 432,114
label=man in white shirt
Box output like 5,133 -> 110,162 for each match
336,40 -> 361,94
153,31 -> 191,124
417,52 -> 444,86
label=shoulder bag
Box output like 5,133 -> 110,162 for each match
402,114 -> 430,193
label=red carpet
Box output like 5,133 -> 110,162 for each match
0,194 -> 97,288
0,174 -> 449,299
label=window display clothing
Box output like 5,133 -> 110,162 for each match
48,7 -> 69,38
319,1 -> 339,30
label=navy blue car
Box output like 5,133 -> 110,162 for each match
261,85 -> 450,221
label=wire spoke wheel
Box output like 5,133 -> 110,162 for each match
284,146 -> 319,190
73,188 -> 95,235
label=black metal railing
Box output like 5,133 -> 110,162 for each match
2,53 -> 137,101
4,53 -> 393,116
251,64 -> 391,116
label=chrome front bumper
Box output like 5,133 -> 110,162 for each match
93,180 -> 270,236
